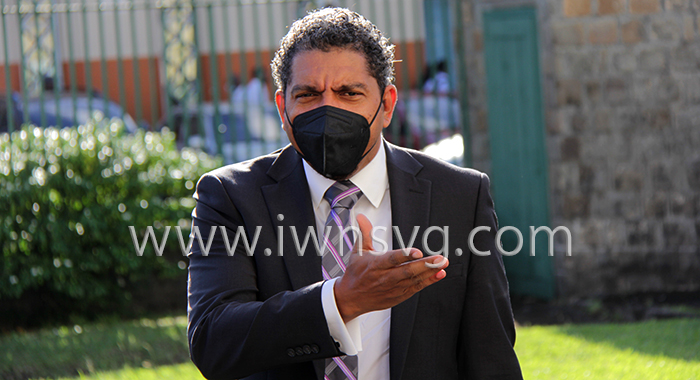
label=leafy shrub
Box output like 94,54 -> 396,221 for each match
0,116 -> 221,327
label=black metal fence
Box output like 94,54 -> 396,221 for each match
1,0 -> 471,164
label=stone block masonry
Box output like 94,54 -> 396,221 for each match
629,0 -> 661,14
460,0 -> 700,297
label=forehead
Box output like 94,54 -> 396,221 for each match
288,48 -> 377,90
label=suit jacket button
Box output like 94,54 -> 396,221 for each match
287,348 -> 296,357
295,347 -> 304,356
311,345 -> 319,354
303,345 -> 312,355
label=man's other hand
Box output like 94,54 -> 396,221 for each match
334,214 -> 449,322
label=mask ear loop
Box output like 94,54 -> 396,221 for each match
368,93 -> 385,126
359,90 -> 386,160
284,106 -> 294,128
284,105 -> 308,158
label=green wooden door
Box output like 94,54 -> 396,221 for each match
483,7 -> 555,299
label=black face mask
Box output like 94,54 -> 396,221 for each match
285,101 -> 383,179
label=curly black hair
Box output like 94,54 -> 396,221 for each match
271,7 -> 395,94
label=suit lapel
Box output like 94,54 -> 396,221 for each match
385,143 -> 431,380
261,146 -> 323,290
262,148 -> 331,380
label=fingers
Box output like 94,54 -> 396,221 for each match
424,254 -> 448,269
354,214 -> 375,253
397,255 -> 448,279
379,253 -> 448,283
337,245 -> 449,319
375,247 -> 423,269
398,256 -> 449,288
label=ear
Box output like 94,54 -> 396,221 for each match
274,89 -> 288,131
381,84 -> 398,129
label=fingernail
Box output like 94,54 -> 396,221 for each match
431,256 -> 448,268
411,250 -> 421,259
436,270 -> 446,279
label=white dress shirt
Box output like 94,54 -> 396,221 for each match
302,141 -> 392,379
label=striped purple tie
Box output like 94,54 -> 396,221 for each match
322,180 -> 362,380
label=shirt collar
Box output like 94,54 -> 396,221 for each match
303,139 -> 389,210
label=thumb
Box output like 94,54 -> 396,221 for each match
354,213 -> 375,254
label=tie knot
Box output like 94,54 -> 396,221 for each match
324,180 -> 362,211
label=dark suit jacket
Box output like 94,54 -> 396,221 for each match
187,142 -> 522,380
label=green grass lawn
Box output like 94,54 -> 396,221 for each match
56,363 -> 205,380
2,316 -> 698,380
0,316 -> 192,380
516,319 -> 700,380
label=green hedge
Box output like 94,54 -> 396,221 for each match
0,116 -> 221,327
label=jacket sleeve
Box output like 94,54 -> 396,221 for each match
458,173 -> 523,379
186,173 -> 341,380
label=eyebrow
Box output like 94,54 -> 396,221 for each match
289,82 -> 369,95
289,84 -> 320,95
333,83 -> 369,92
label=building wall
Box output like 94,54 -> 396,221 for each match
460,0 -> 700,297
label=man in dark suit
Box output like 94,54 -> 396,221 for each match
187,7 -> 522,380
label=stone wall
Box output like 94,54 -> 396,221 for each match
460,0 -> 700,297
